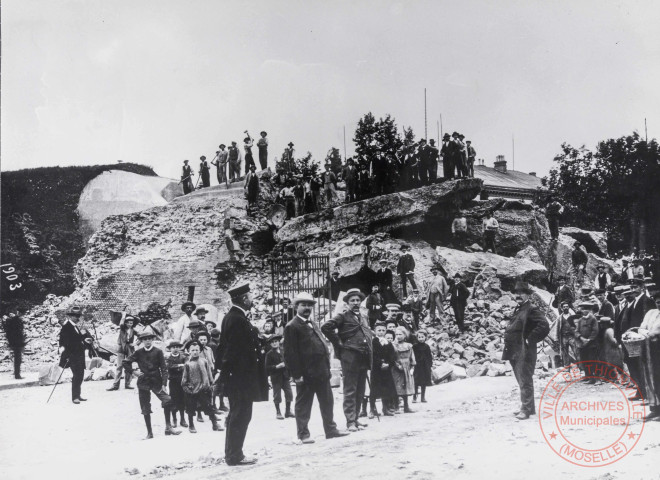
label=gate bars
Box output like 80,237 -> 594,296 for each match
270,255 -> 332,324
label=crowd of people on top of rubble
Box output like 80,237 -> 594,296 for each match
177,129 -> 479,217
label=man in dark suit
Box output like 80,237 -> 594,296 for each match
343,158 -> 358,203
59,306 -> 93,404
396,244 -> 417,298
322,289 -> 373,432
448,273 -> 470,332
375,260 -> 397,304
502,282 -> 550,420
2,308 -> 26,379
366,285 -> 384,329
217,283 -> 267,466
554,276 -> 575,310
283,292 -> 349,443
440,133 -> 453,180
621,279 -> 656,400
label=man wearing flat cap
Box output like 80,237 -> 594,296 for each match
322,288 -> 373,432
216,283 -> 266,466
123,331 -> 181,438
59,306 -> 94,404
502,282 -> 550,420
283,292 -> 348,443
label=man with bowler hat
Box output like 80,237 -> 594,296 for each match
449,273 -> 470,332
283,292 -> 349,443
396,244 -> 417,298
216,283 -> 266,466
441,133 -> 454,180
322,288 -> 373,432
502,282 -> 550,420
59,306 -> 93,404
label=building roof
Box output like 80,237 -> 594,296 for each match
474,164 -> 543,190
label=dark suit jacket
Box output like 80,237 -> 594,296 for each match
217,306 -> 268,401
598,300 -> 615,320
449,282 -> 470,307
283,315 -> 331,382
59,321 -> 89,367
397,254 -> 415,275
321,310 -> 373,371
629,294 -> 656,330
502,301 -> 549,361
375,268 -> 393,290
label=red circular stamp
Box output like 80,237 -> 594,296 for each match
539,361 -> 646,467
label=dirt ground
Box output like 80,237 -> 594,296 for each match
1,374 -> 658,480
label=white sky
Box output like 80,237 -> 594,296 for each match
2,0 -> 659,179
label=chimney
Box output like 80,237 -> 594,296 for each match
494,155 -> 507,174
528,172 -> 536,177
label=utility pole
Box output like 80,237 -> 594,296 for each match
645,118 -> 648,142
343,125 -> 347,160
437,121 -> 440,144
512,134 -> 515,171
440,114 -> 443,139
424,88 -> 428,140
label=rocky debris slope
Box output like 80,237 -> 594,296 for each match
275,178 -> 483,243
460,199 -> 552,257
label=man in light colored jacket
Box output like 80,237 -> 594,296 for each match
427,267 -> 449,320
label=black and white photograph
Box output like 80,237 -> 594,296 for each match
1,1 -> 660,479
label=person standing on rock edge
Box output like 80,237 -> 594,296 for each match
243,134 -> 256,174
181,160 -> 195,194
212,144 -> 229,187
466,140 -> 476,178
283,292 -> 349,443
2,308 -> 26,379
448,273 -> 470,332
545,196 -> 563,241
502,281 -> 550,420
257,131 -> 268,170
244,165 -> 260,216
482,212 -> 499,254
107,314 -> 137,391
427,267 -> 448,321
228,141 -> 242,183
440,133 -> 454,180
427,139 -> 440,183
321,288 -> 373,432
123,331 -> 181,438
216,283 -> 266,466
199,156 -> 211,188
451,213 -> 468,250
397,244 -> 417,298
59,306 -> 94,404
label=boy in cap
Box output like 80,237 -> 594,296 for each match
265,335 -> 294,419
108,314 -> 137,391
123,331 -> 181,438
182,341 -> 223,433
405,288 -> 424,330
166,339 -> 188,428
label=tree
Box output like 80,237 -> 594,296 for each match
353,112 -> 405,164
325,147 -> 343,175
276,149 -> 320,178
545,132 -> 660,254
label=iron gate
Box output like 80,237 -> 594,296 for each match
270,255 -> 332,323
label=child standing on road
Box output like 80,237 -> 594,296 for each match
122,331 -> 181,439
412,330 -> 433,403
265,335 -> 294,419
391,326 -> 416,413
166,340 -> 188,428
181,341 -> 223,433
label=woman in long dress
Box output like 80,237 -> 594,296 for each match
391,326 -> 416,413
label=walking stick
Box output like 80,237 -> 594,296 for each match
46,358 -> 69,404
365,374 -> 380,422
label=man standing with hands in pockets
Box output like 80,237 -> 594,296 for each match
322,288 -> 373,432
